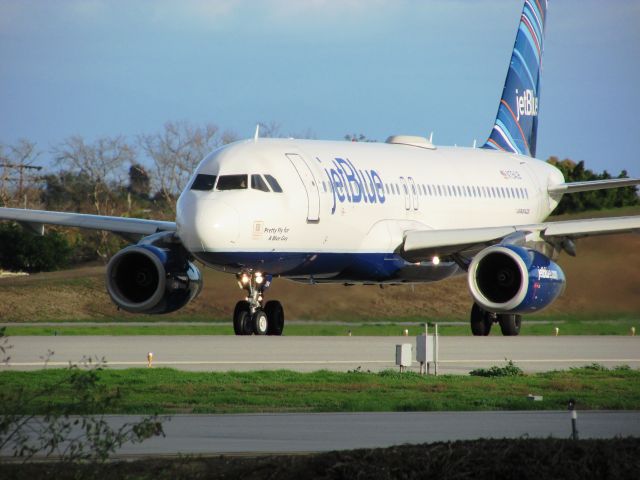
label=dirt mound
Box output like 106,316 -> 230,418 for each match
3,438 -> 639,480
0,234 -> 638,322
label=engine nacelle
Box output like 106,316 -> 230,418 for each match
106,242 -> 202,314
468,245 -> 566,314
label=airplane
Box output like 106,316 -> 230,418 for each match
1,0 -> 639,336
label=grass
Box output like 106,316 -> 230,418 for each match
1,365 -> 638,415
4,312 -> 639,336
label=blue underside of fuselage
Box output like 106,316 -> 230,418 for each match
191,251 -> 461,283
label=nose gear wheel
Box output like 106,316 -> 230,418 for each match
232,271 -> 285,336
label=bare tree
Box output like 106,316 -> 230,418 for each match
52,135 -> 133,190
344,133 -> 377,143
0,139 -> 43,208
52,136 -> 136,260
257,121 -> 315,140
257,120 -> 283,138
138,121 -> 236,210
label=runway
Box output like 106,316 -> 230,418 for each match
3,335 -> 639,373
3,411 -> 639,457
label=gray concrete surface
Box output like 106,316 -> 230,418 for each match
2,335 -> 639,373
2,411 -> 638,457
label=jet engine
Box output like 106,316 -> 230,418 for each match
106,238 -> 202,314
467,245 -> 565,314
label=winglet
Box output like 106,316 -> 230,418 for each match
483,0 -> 549,157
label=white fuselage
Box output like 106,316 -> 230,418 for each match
176,138 -> 564,283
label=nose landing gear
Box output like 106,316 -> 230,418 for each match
233,271 -> 285,336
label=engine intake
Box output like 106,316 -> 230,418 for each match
106,242 -> 202,314
468,245 -> 565,314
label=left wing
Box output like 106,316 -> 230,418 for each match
401,215 -> 640,262
0,207 -> 176,241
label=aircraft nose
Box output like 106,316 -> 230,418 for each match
177,193 -> 239,251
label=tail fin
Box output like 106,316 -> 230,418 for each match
483,0 -> 548,157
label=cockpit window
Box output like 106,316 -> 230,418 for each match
190,174 -> 216,191
264,174 -> 283,193
217,174 -> 248,190
251,174 -> 270,192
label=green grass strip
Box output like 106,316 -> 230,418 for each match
1,366 -> 638,415
4,317 -> 639,336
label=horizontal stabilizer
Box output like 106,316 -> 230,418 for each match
548,178 -> 640,195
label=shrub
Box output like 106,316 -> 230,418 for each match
0,223 -> 72,272
470,360 -> 524,377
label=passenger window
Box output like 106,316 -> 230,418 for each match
264,174 -> 283,193
191,174 -> 216,191
251,174 -> 270,192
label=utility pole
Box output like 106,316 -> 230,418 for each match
0,163 -> 43,206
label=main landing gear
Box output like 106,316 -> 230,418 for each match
470,303 -> 521,336
232,271 -> 285,336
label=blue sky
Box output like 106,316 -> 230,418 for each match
1,0 -> 639,177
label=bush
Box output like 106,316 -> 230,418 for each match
0,330 -> 164,469
0,223 -> 72,272
470,360 -> 524,377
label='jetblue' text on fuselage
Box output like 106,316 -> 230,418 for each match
325,158 -> 386,214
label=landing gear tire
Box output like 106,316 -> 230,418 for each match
470,303 -> 493,336
252,309 -> 269,336
233,301 -> 251,336
265,300 -> 284,336
498,314 -> 522,336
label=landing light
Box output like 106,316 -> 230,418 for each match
241,274 -> 250,285
255,272 -> 264,284
432,256 -> 440,266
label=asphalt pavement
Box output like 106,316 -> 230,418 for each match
3,411 -> 638,457
3,335 -> 639,373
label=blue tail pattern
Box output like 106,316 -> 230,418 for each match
483,0 -> 548,157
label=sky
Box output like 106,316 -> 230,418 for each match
1,0 -> 639,178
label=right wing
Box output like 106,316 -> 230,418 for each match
0,207 -> 176,241
401,215 -> 640,262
